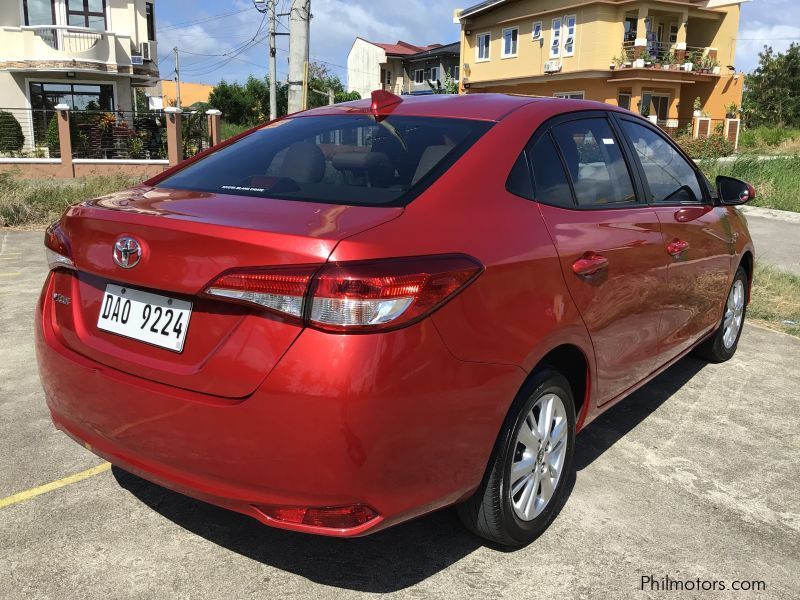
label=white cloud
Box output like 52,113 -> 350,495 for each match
736,0 -> 800,72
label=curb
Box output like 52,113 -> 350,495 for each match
739,205 -> 800,224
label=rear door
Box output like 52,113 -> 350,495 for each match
614,116 -> 734,357
530,113 -> 673,404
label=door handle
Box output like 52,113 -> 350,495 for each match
572,252 -> 609,277
667,238 -> 690,257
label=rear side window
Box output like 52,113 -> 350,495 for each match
530,133 -> 574,208
551,118 -> 636,207
620,120 -> 704,204
159,115 -> 492,206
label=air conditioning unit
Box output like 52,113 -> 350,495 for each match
131,55 -> 144,66
141,41 -> 152,61
544,60 -> 561,73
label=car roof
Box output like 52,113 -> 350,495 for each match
298,93 -> 618,123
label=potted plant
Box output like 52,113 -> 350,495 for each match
633,55 -> 645,68
693,96 -> 703,118
644,51 -> 655,67
662,52 -> 675,70
725,102 -> 739,119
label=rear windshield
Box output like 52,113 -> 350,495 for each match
158,115 -> 492,207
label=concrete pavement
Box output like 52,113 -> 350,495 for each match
1,229 -> 798,600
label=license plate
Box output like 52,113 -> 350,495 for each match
97,284 -> 192,352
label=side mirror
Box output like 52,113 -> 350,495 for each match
716,175 -> 756,205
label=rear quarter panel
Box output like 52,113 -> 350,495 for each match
329,101 -> 598,422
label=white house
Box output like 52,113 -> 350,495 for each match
347,38 -> 439,98
0,0 -> 159,147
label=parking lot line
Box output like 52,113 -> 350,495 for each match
0,462 -> 110,510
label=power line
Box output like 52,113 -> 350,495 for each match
159,7 -> 251,32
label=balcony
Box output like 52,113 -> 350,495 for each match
613,41 -> 721,76
0,25 -> 158,80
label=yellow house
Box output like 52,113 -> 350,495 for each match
455,0 -> 745,127
160,80 -> 215,108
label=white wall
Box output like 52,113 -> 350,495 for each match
347,38 -> 386,98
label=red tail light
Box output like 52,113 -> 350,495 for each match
204,266 -> 317,321
44,222 -> 75,270
259,504 -> 379,529
203,255 -> 482,332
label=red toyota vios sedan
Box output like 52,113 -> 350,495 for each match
36,92 -> 755,546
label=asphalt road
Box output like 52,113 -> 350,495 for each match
740,207 -> 800,276
1,229 -> 799,600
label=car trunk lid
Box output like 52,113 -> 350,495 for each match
50,186 -> 402,398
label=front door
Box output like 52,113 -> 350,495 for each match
530,114 -> 673,404
615,116 -> 735,358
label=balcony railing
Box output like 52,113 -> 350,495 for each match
27,25 -> 103,53
616,41 -> 720,73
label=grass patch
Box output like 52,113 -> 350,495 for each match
749,264 -> 800,338
739,126 -> 800,154
220,121 -> 250,141
700,156 -> 800,213
0,172 -> 140,227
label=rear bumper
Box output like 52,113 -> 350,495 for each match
36,273 -> 525,536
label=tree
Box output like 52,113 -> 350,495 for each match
742,44 -> 800,127
208,63 -> 352,123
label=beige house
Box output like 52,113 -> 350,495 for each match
455,0 -> 745,125
0,0 -> 159,146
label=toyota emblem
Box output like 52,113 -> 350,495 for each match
113,237 -> 142,269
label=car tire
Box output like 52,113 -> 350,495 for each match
695,266 -> 748,363
457,369 -> 576,547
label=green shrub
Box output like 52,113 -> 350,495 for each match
678,134 -> 734,159
0,111 -> 25,154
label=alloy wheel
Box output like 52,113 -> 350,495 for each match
509,392 -> 568,521
723,279 -> 745,349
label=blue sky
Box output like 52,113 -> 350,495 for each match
155,0 -> 799,86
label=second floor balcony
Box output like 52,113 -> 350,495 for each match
0,24 -> 158,79
615,40 -> 722,75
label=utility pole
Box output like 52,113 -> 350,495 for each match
173,46 -> 181,109
288,0 -> 310,114
267,0 -> 278,120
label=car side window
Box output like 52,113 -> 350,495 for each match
550,118 -> 636,208
529,133 -> 574,208
506,152 -> 534,200
620,120 -> 704,204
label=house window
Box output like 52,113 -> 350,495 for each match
564,15 -> 576,56
618,93 -> 631,110
669,23 -> 678,44
29,81 -> 114,144
66,0 -> 107,30
476,32 -> 490,61
532,21 -> 542,40
453,65 -> 460,80
553,91 -> 584,100
414,69 -> 424,84
502,27 -> 519,57
429,66 -> 440,82
146,2 -> 156,40
23,0 -> 55,25
640,93 -> 670,121
550,18 -> 562,59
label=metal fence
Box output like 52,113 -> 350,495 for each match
181,111 -> 211,158
0,108 -> 51,157
68,110 -> 168,160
